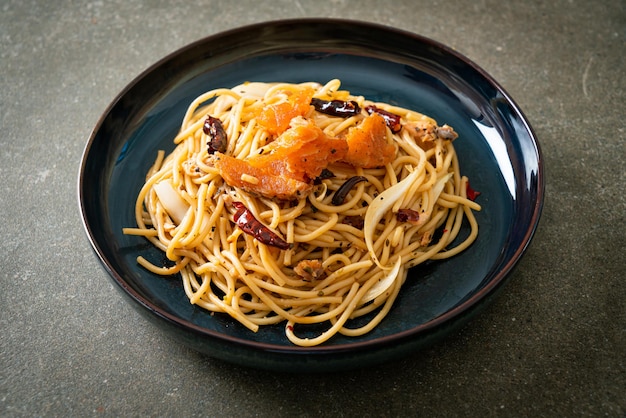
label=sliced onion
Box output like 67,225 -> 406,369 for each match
364,167 -> 421,268
360,256 -> 402,305
431,173 -> 453,205
154,179 -> 189,224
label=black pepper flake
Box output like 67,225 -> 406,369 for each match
313,168 -> 335,185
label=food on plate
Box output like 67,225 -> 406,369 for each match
123,79 -> 481,346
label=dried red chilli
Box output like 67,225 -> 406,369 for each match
331,176 -> 368,205
341,215 -> 364,229
466,181 -> 481,201
365,105 -> 402,133
311,98 -> 361,117
396,208 -> 420,224
203,115 -> 227,154
231,201 -> 290,250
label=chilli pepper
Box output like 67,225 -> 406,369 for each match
232,201 -> 290,250
365,105 -> 402,133
466,181 -> 481,201
341,215 -> 365,229
396,208 -> 420,224
203,115 -> 228,154
311,98 -> 361,117
332,176 -> 368,205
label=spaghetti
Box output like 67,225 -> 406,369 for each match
123,79 -> 481,346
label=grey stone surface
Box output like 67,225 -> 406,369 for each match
1,0 -> 624,416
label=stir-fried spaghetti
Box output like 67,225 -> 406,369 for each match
123,79 -> 481,346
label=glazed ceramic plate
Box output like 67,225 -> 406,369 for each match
79,19 -> 543,372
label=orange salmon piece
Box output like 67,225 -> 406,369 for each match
215,154 -> 312,199
343,113 -> 396,168
256,87 -> 315,136
250,118 -> 348,183
215,118 -> 348,199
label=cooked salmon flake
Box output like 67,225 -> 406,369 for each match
342,113 -> 396,168
255,87 -> 315,136
215,117 -> 348,199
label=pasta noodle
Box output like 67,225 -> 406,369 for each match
123,79 -> 481,346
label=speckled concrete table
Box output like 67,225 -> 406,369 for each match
2,1 -> 624,416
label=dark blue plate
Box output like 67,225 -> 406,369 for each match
78,19 -> 543,372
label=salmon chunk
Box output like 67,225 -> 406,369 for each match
215,117 -> 348,199
342,113 -> 395,168
255,87 -> 315,137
